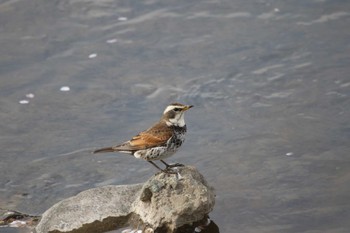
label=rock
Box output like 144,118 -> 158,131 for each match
134,166 -> 215,232
35,184 -> 142,233
0,208 -> 39,230
35,166 -> 215,233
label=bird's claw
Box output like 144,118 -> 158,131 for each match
161,167 -> 178,174
166,163 -> 184,168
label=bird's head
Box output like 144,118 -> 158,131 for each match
162,103 -> 193,127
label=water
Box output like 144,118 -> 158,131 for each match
1,0 -> 350,232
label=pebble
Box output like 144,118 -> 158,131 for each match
19,100 -> 29,104
88,53 -> 97,59
106,39 -> 118,44
60,86 -> 70,92
118,16 -> 128,21
9,220 -> 27,227
26,93 -> 35,98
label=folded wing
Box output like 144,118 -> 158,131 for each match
93,121 -> 173,153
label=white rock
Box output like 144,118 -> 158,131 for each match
60,86 -> 70,92
26,93 -> 35,98
118,16 -> 128,21
19,100 -> 29,104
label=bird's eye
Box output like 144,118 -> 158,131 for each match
174,108 -> 181,112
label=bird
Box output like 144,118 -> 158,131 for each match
93,103 -> 193,173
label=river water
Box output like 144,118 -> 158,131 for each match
1,0 -> 350,232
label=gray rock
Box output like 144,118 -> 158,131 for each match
35,184 -> 142,233
134,166 -> 215,232
35,166 -> 215,233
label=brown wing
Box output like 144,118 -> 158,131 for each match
112,121 -> 173,152
130,121 -> 173,148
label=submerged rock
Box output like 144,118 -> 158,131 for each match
35,166 -> 215,233
0,208 -> 39,233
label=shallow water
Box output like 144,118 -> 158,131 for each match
1,0 -> 350,232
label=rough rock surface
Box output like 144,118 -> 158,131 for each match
35,184 -> 142,233
35,166 -> 215,233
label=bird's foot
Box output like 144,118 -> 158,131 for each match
160,160 -> 184,169
161,167 -> 179,174
165,163 -> 184,168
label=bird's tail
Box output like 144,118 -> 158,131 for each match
92,147 -> 115,154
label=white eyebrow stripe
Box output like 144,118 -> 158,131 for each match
163,105 -> 179,114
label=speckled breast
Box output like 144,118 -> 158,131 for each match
140,125 -> 187,161
166,125 -> 187,152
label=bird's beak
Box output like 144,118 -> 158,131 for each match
183,105 -> 193,111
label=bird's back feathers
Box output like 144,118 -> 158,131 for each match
93,120 -> 174,154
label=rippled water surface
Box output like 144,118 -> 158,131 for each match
1,0 -> 350,232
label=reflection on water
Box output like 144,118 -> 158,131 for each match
1,0 -> 350,232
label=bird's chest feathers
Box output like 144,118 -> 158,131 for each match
166,126 -> 186,148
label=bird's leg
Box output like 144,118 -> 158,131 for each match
148,161 -> 177,174
148,161 -> 163,171
160,160 -> 184,168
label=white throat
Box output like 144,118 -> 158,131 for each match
166,113 -> 186,127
